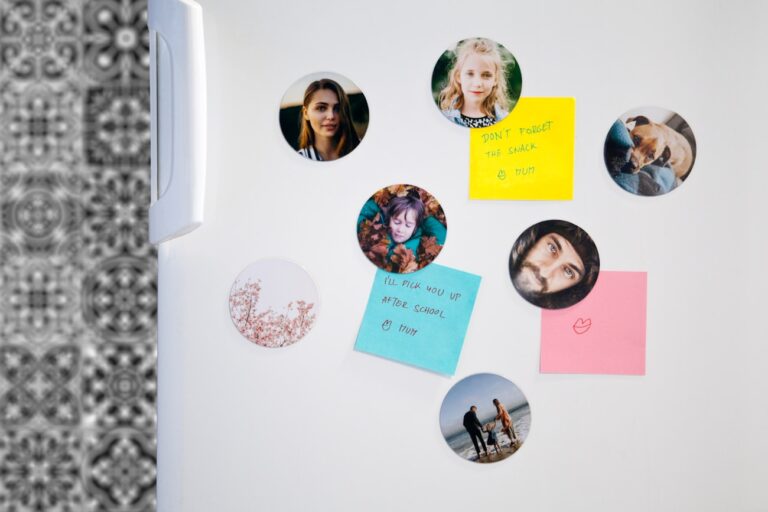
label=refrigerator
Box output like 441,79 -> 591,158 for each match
149,0 -> 768,510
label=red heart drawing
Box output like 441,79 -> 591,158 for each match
572,318 -> 592,335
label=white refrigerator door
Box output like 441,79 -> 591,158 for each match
153,1 -> 768,511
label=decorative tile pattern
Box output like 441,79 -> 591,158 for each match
0,0 -> 81,82
82,342 -> 155,430
83,85 -> 150,166
0,0 -> 156,508
82,167 -> 151,259
0,258 -> 82,345
0,429 -> 85,511
0,172 -> 83,259
0,344 -> 81,427
82,255 -> 156,343
84,428 -> 156,511
0,80 -> 82,173
83,0 -> 148,83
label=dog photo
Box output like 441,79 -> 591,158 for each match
439,373 -> 531,464
604,107 -> 696,196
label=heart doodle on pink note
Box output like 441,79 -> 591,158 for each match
572,318 -> 592,335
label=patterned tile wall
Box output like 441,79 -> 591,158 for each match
0,0 -> 156,509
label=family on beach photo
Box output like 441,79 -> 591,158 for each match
431,37 -> 522,128
357,184 -> 447,274
440,373 -> 531,464
279,72 -> 369,162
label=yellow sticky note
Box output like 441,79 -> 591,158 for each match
469,97 -> 575,200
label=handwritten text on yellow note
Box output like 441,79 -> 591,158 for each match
469,97 -> 575,200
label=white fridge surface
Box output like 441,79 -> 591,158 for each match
153,1 -> 768,510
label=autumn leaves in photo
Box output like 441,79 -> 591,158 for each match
356,184 -> 447,274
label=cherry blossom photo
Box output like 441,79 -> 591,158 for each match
228,259 -> 319,348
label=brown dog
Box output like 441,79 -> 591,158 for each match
625,116 -> 693,180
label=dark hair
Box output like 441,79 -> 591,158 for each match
298,78 -> 360,158
509,220 -> 600,309
385,195 -> 425,230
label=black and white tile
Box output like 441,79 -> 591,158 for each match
0,428 -> 85,511
0,0 -> 156,508
0,0 -> 82,83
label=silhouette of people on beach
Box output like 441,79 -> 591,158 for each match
462,406 -> 488,459
493,398 -> 520,448
484,421 -> 502,455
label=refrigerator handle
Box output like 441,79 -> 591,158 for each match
148,0 -> 206,245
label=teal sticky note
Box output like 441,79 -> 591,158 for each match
355,264 -> 481,375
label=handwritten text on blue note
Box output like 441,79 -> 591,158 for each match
355,264 -> 481,375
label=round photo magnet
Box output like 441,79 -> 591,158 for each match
509,220 -> 600,310
604,106 -> 696,196
431,37 -> 522,128
228,259 -> 319,348
439,373 -> 531,464
279,71 -> 369,162
356,184 -> 447,274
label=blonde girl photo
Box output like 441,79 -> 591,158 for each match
431,37 -> 522,128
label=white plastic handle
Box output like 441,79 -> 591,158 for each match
149,0 -> 206,244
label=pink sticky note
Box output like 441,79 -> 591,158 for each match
541,271 -> 647,375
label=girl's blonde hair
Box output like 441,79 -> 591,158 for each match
438,38 -> 509,116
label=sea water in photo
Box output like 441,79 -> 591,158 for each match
445,404 -> 531,462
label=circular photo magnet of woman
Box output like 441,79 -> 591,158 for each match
356,184 -> 447,274
431,37 -> 522,129
439,373 -> 531,464
228,259 -> 319,348
604,106 -> 696,196
509,220 -> 599,310
279,72 -> 369,162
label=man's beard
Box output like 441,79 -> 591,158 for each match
513,261 -> 548,294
